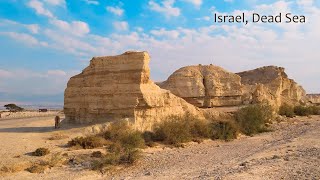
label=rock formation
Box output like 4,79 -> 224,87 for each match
307,94 -> 320,105
64,51 -> 203,130
157,65 -> 243,108
237,66 -> 306,108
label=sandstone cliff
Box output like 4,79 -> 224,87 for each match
307,94 -> 320,105
158,65 -> 243,108
237,66 -> 306,107
64,51 -> 203,130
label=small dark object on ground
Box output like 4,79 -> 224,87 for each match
32,148 -> 50,156
92,151 -> 103,158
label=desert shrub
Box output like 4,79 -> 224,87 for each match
119,149 -> 141,164
278,104 -> 295,118
32,148 -> 50,156
235,103 -> 273,136
152,115 -> 210,145
307,106 -> 320,115
68,136 -> 108,149
210,120 -> 239,141
103,121 -> 145,150
48,133 -> 68,140
119,131 -> 145,150
153,116 -> 193,145
294,105 -> 311,116
26,164 -> 48,173
91,151 -> 103,158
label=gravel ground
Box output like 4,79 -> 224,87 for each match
1,116 -> 319,180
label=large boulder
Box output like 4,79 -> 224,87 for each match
237,66 -> 306,108
158,65 -> 243,108
63,51 -> 204,130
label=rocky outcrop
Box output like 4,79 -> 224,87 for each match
307,94 -> 320,105
158,65 -> 243,108
64,51 -> 204,130
237,66 -> 306,108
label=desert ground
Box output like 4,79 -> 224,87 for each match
0,114 -> 319,180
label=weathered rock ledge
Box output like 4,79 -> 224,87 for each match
64,51 -> 204,130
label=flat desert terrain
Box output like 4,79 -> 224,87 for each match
0,115 -> 319,180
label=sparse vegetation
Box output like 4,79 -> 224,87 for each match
279,104 -> 295,118
32,148 -> 50,156
235,103 -> 273,136
48,133 -> 69,140
68,136 -> 108,149
152,115 -> 211,146
294,105 -> 310,116
210,120 -> 239,141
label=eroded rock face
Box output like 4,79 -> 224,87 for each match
64,51 -> 203,130
307,94 -> 320,105
237,66 -> 306,107
158,65 -> 243,108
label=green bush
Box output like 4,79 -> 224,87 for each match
119,131 -> 145,150
152,115 -> 211,145
104,121 -> 145,150
308,106 -> 320,115
210,120 -> 239,141
278,104 -> 295,117
294,105 -> 311,116
235,103 -> 273,136
32,148 -> 50,156
153,116 -> 192,145
68,136 -> 108,149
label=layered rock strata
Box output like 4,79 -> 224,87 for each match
307,94 -> 320,105
64,51 -> 203,130
158,65 -> 243,108
237,66 -> 306,107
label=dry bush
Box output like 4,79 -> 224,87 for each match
152,114 -> 210,146
48,133 -> 69,140
235,103 -> 273,136
210,120 -> 239,141
92,151 -> 103,158
278,104 -> 295,118
32,148 -> 50,156
0,162 -> 31,174
294,105 -> 311,116
307,106 -> 320,115
68,136 -> 108,149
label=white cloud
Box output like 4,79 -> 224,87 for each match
113,21 -> 129,31
0,69 -> 78,95
0,69 -> 13,78
106,6 -> 124,16
26,24 -> 39,34
150,28 -> 180,39
50,19 -> 90,36
27,0 -> 54,18
184,0 -> 202,7
149,0 -> 180,17
0,32 -> 48,47
44,0 -> 66,6
83,0 -> 99,5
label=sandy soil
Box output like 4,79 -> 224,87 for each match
0,115 -> 319,180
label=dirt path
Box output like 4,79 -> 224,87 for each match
1,116 -> 319,180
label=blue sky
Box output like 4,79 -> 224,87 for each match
0,0 -> 319,106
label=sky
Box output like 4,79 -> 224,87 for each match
0,0 -> 319,106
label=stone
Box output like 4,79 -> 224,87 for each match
63,51 -> 204,130
157,65 -> 243,108
237,66 -> 306,108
